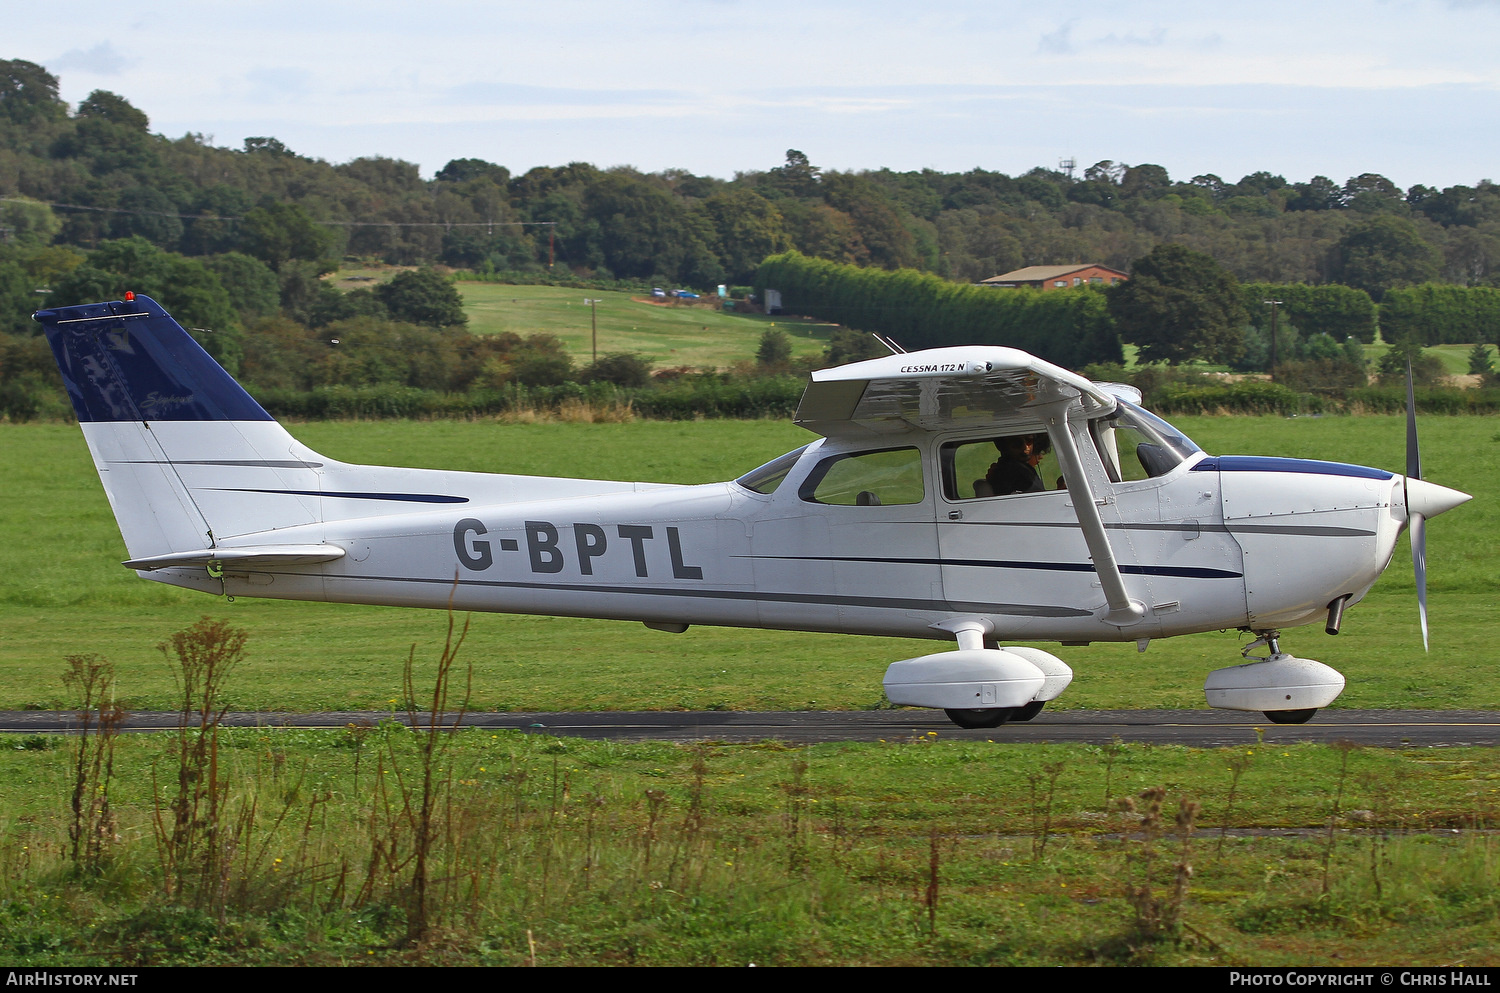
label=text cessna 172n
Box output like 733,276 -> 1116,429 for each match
35,294 -> 1471,729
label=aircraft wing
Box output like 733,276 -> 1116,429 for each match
794,346 -> 1121,439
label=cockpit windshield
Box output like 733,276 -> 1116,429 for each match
735,445 -> 810,494
1091,401 -> 1203,482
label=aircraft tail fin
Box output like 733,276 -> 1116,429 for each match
34,295 -> 326,561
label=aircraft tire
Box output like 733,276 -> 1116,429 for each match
1010,700 -> 1046,722
943,707 -> 1013,729
1262,708 -> 1318,725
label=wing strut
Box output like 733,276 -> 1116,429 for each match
1040,400 -> 1145,627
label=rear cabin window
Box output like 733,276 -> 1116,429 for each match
798,448 -> 925,507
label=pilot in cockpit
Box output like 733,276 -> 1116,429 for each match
978,433 -> 1050,497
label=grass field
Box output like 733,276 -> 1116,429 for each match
0,414 -> 1494,714
327,267 -> 838,367
1430,342 -> 1493,376
1,414 -> 1497,966
1361,341 -> 1493,378
1,724 -> 1498,965
334,266 -> 1498,380
456,282 -> 836,368
9,274 -> 1497,964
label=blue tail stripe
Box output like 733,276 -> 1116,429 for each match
33,296 -> 272,423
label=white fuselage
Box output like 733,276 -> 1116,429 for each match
93,415 -> 1407,646
41,298 -> 1467,724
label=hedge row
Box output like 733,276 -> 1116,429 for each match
248,376 -> 805,421
1342,385 -> 1500,414
1150,380 -> 1305,415
240,377 -> 1499,423
631,377 -> 802,419
1241,281 -> 1500,348
1148,382 -> 1500,416
754,251 -> 1123,369
1378,284 -> 1500,346
456,269 -> 654,292
1241,283 -> 1377,342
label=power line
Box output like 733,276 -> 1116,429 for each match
0,196 -> 555,230
0,196 -> 236,222
321,219 -> 556,230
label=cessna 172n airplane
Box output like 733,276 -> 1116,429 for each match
35,294 -> 1470,729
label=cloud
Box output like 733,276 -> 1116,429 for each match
442,81 -> 681,107
1039,21 -> 1075,55
1097,27 -> 1168,48
240,67 -> 314,99
50,42 -> 131,76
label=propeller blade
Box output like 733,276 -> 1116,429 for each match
1405,358 -> 1422,480
1404,479 -> 1472,652
1406,358 -> 1431,650
1411,512 -> 1428,652
1399,357 -> 1471,651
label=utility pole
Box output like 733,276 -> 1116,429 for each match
1263,299 -> 1283,383
583,298 -> 600,363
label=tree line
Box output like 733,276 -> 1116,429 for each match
7,57 -> 1500,298
756,245 -> 1498,396
3,56 -> 1499,423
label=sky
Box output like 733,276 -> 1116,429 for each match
10,1 -> 1500,190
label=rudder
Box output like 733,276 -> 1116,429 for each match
34,295 -> 325,560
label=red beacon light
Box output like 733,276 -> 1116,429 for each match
124,291 -> 135,302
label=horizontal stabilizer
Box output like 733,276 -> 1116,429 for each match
123,545 -> 347,572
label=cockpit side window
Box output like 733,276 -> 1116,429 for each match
942,435 -> 1064,500
736,445 -> 810,495
799,447 -> 925,506
1089,401 -> 1202,483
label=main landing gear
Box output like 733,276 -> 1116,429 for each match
944,707 -> 1013,729
943,699 -> 1046,729
1262,709 -> 1318,725
884,619 -> 1072,730
942,699 -> 1050,732
1203,632 -> 1347,724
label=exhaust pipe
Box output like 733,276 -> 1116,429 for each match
1325,594 -> 1350,636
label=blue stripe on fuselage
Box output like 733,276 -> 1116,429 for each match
211,488 -> 469,504
1191,456 -> 1393,480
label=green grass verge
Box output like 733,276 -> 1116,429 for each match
0,727 -> 1497,965
0,415 -> 1494,713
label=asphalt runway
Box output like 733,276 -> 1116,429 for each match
3,709 -> 1498,747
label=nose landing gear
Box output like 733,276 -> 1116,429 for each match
1262,708 -> 1318,725
1203,632 -> 1347,724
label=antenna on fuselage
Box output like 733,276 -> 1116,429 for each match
871,333 -> 906,354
